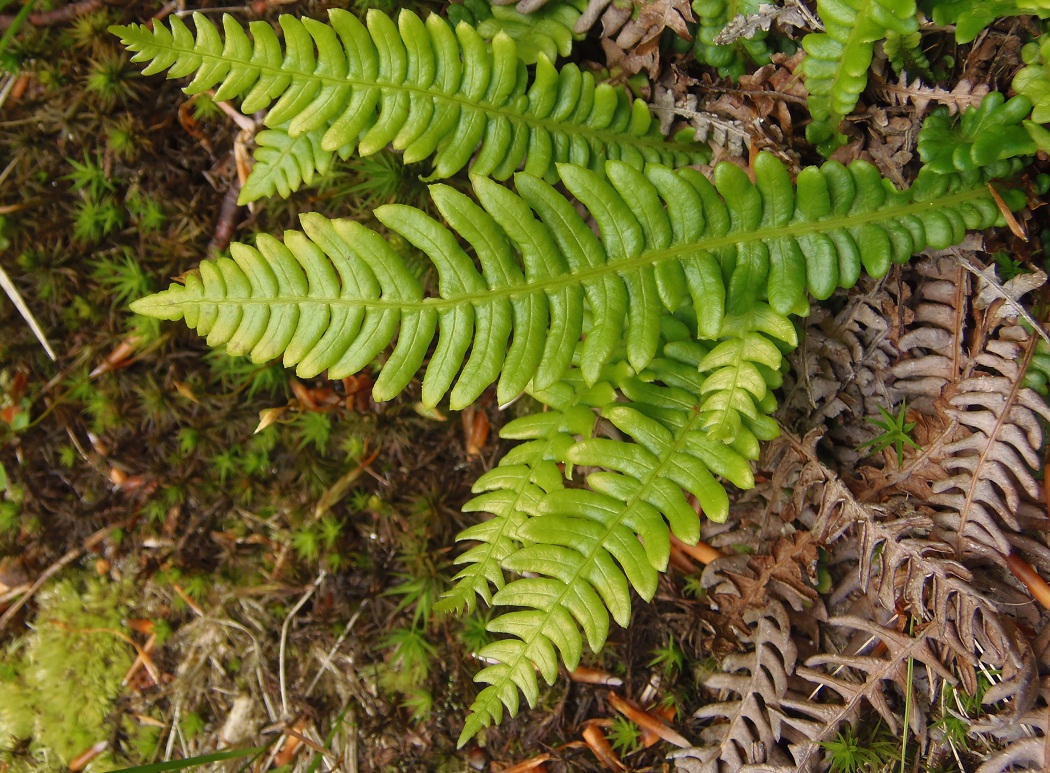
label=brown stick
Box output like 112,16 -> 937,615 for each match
0,0 -> 103,30
207,176 -> 243,257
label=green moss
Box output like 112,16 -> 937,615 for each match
0,574 -> 145,772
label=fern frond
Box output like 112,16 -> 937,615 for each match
779,617 -> 955,767
1015,31 -> 1050,130
130,156 -> 1006,412
459,344 -> 758,744
882,30 -> 932,79
238,125 -> 343,202
801,0 -> 919,153
111,10 -> 707,202
871,72 -> 988,117
669,601 -> 798,770
927,0 -> 1050,43
450,0 -> 588,64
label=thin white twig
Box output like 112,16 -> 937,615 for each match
279,571 -> 326,718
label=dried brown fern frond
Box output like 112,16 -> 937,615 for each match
891,256 -> 970,413
675,252 -> 1050,772
711,0 -> 817,46
652,82 -> 750,157
973,696 -> 1050,773
782,274 -> 905,465
780,616 -> 957,766
872,72 -> 990,116
670,601 -> 799,772
577,0 -> 693,77
928,322 -> 1050,558
671,436 -> 839,773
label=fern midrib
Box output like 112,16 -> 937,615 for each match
134,31 -> 693,155
706,335 -> 749,437
474,405 -> 702,715
155,185 -> 993,314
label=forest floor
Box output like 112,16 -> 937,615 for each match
2,2 -> 1050,773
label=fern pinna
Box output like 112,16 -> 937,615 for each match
110,9 -> 708,203
129,149 -> 1010,741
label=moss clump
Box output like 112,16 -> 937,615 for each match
0,573 -> 154,772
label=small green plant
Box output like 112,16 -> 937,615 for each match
820,721 -> 900,773
932,668 -> 998,749
0,460 -> 20,535
84,51 -> 139,109
72,196 -> 126,244
993,251 -> 1028,281
606,714 -> 643,755
64,152 -> 114,199
459,610 -> 495,653
648,635 -> 686,680
91,249 -> 153,307
857,400 -> 921,469
378,624 -> 437,721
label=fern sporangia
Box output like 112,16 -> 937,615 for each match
800,0 -> 919,153
129,149 -> 1013,742
110,9 -> 708,203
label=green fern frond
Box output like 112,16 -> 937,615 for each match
436,398 -> 599,615
110,9 -> 707,202
130,155 -> 1005,412
801,0 -> 919,153
458,342 -> 759,743
1014,32 -> 1050,153
882,29 -> 933,80
237,125 -> 344,202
